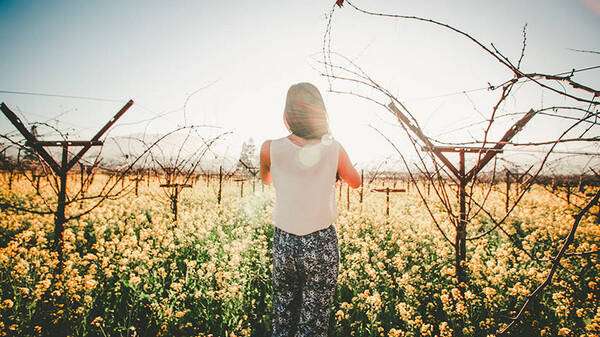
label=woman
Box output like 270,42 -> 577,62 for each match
260,82 -> 361,337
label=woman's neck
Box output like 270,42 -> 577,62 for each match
287,133 -> 319,146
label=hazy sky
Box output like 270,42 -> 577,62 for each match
0,0 -> 598,171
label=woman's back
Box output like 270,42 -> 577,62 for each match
262,82 -> 361,337
270,136 -> 340,236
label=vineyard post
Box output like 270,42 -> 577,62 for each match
86,165 -> 95,188
578,176 -> 585,193
390,101 -> 534,283
457,149 -> 467,283
371,187 -> 405,217
218,165 -> 223,204
159,183 -> 192,221
32,169 -> 43,195
423,145 -> 504,283
346,182 -> 350,211
386,187 -> 389,216
8,149 -> 21,191
172,187 -> 178,221
0,100 -> 134,273
505,169 -> 511,213
79,163 -> 85,209
234,178 -> 246,197
359,169 -> 364,204
56,146 -> 68,263
130,176 -> 144,196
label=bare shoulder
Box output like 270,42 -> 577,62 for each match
260,139 -> 272,151
260,140 -> 272,161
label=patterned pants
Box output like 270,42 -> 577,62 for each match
271,224 -> 340,337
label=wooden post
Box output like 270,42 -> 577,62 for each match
1,100 -> 133,274
55,145 -> 68,272
172,190 -> 178,221
234,179 -> 247,198
371,187 -> 405,217
130,176 -> 144,197
34,173 -> 41,195
8,149 -> 20,191
457,149 -> 467,284
346,183 -> 350,211
160,183 -> 192,221
79,163 -> 85,209
505,170 -> 511,213
419,145 -> 510,285
386,187 -> 390,216
359,169 -> 364,204
218,165 -> 223,204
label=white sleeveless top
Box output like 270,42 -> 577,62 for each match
270,135 -> 340,236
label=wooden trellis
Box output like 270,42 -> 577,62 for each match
0,100 -> 133,273
389,101 -> 535,283
370,187 -> 406,216
159,183 -> 192,221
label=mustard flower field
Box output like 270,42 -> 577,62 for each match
0,177 -> 598,337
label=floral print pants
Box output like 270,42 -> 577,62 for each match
271,224 -> 340,337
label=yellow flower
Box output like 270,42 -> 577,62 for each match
129,275 -> 141,287
387,328 -> 402,337
34,325 -> 42,334
91,316 -> 104,328
2,299 -> 13,309
557,327 -> 571,336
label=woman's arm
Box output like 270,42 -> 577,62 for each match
260,140 -> 272,185
337,144 -> 362,189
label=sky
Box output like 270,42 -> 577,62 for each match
0,0 -> 598,172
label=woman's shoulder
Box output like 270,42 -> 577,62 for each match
260,137 -> 286,154
262,136 -> 289,145
260,139 -> 273,153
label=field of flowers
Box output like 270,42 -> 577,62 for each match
0,175 -> 598,337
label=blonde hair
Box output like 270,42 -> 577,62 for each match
284,82 -> 330,139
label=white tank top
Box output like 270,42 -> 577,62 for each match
270,135 -> 340,236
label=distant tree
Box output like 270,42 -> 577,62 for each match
237,138 -> 258,176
